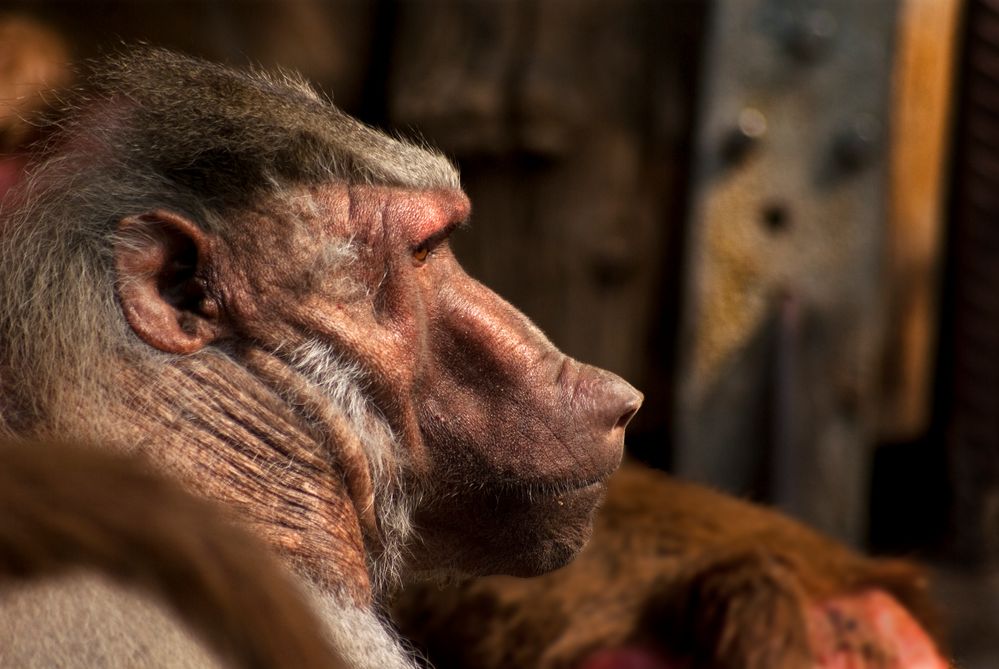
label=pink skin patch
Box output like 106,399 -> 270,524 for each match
383,187 -> 470,248
577,591 -> 948,669
310,185 -> 469,250
808,590 -> 950,669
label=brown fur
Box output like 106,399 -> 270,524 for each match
0,440 -> 343,668
393,462 -> 944,669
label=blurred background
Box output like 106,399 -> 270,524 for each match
1,0 -> 997,665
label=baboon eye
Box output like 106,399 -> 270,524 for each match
412,217 -> 466,265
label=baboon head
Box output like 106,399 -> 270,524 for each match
0,49 -> 641,596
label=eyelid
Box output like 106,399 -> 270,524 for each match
412,219 -> 466,257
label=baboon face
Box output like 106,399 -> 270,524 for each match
117,181 -> 640,578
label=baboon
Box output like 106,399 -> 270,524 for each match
0,49 -> 641,667
394,463 -> 949,669
0,441 -> 344,668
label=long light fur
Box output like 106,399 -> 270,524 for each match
307,586 -> 423,669
287,340 -> 420,596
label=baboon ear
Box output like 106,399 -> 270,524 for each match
114,210 -> 225,354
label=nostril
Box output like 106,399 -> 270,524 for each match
571,363 -> 644,433
610,385 -> 643,432
616,405 -> 640,431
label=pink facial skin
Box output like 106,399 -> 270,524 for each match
384,187 -> 470,249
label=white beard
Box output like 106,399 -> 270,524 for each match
286,339 -> 419,596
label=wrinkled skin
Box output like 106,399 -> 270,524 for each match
116,182 -> 641,580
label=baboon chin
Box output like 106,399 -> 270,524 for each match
0,48 -> 641,667
413,480 -> 609,579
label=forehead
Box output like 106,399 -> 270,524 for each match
303,184 -> 471,244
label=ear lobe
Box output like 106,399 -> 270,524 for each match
114,210 -> 225,355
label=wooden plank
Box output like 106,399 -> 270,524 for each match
880,0 -> 963,441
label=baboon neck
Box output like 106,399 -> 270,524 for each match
100,353 -> 375,606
